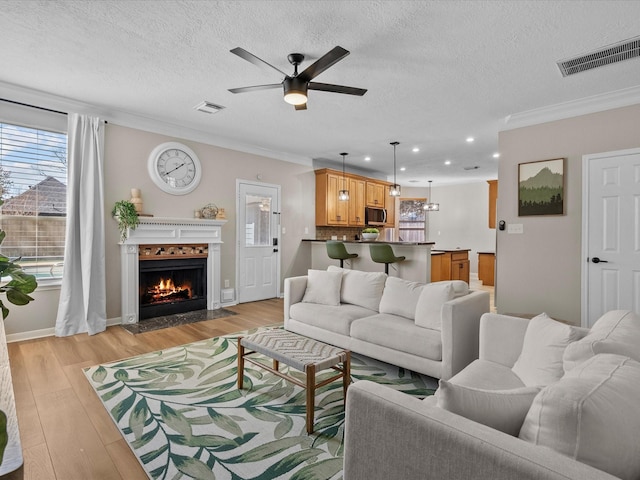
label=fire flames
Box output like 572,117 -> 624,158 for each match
145,277 -> 191,304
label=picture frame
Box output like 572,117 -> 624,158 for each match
518,158 -> 564,216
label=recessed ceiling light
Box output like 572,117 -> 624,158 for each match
412,147 -> 420,153
493,152 -> 500,158
400,167 -> 406,171
408,180 -> 420,183
364,156 -> 371,162
466,137 -> 474,143
444,160 -> 452,165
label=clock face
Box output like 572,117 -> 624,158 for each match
148,142 -> 202,195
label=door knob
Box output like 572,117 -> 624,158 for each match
591,257 -> 608,263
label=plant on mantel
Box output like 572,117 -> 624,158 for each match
112,200 -> 140,242
0,200 -> 38,467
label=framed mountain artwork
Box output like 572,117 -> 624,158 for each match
518,158 -> 565,216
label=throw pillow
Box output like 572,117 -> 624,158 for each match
563,310 -> 640,372
301,269 -> 342,306
437,380 -> 541,436
414,282 -> 455,330
511,313 -> 582,386
327,265 -> 387,311
519,354 -> 640,480
378,276 -> 424,320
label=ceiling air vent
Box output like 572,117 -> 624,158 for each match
194,101 -> 225,114
557,36 -> 640,77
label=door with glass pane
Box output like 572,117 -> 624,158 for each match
237,181 -> 280,303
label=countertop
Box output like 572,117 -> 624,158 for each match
302,239 -> 435,246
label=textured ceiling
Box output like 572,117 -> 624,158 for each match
2,1 -> 640,186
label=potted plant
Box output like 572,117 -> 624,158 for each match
361,227 -> 380,241
112,200 -> 139,242
0,199 -> 38,474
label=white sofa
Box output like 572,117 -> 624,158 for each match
344,310 -> 640,480
284,266 -> 490,380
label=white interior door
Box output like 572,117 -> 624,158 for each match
582,148 -> 640,327
237,181 -> 280,303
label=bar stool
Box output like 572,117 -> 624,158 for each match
326,240 -> 358,268
369,244 -> 405,274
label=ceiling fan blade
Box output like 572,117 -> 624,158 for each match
308,82 -> 367,96
297,46 -> 350,82
228,84 -> 282,94
294,103 -> 307,111
230,47 -> 288,77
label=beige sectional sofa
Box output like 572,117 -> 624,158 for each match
284,266 -> 490,380
344,310 -> 640,480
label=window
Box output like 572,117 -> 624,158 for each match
0,120 -> 67,281
399,198 -> 426,242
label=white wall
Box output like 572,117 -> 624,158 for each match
497,103 -> 640,323
402,182 -> 496,274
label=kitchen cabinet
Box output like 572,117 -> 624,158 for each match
316,170 -> 348,226
430,252 -> 444,282
366,181 -> 386,207
431,249 -> 470,283
385,185 -> 396,227
488,180 -> 498,229
348,177 -> 366,226
316,169 -> 395,227
478,251 -> 495,286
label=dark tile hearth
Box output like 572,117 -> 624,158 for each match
121,308 -> 237,334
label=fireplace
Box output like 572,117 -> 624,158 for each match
138,257 -> 207,319
119,217 -> 226,324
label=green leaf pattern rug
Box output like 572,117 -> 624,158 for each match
84,327 -> 436,480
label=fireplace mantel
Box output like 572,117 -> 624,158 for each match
120,217 -> 227,324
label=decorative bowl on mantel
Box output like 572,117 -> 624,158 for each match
361,232 -> 379,241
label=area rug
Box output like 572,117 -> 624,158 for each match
121,308 -> 237,334
84,327 -> 436,479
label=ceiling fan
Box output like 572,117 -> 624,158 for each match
228,46 -> 367,110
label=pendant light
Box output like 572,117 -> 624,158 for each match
424,180 -> 440,211
389,141 -> 401,197
338,152 -> 350,201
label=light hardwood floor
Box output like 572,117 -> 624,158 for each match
5,298 -> 283,480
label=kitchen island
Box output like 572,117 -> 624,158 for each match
304,239 -> 435,283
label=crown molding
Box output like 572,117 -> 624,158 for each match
0,81 -> 312,167
503,85 -> 640,131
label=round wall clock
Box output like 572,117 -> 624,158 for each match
147,142 -> 202,195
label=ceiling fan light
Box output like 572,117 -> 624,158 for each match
284,92 -> 307,105
283,77 -> 308,105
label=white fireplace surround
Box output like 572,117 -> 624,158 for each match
120,217 -> 227,324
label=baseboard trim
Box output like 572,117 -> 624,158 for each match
6,317 -> 123,343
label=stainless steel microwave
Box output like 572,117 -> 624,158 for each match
365,206 -> 387,226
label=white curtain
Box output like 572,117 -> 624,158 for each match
55,114 -> 106,336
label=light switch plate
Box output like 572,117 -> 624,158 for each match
508,223 -> 524,234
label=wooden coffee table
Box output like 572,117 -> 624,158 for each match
237,329 -> 351,434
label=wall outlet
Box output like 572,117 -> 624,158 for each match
507,223 -> 524,234
304,226 -> 309,234
224,279 -> 229,288
281,226 -> 286,234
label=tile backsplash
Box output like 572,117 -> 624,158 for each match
316,226 -> 384,240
